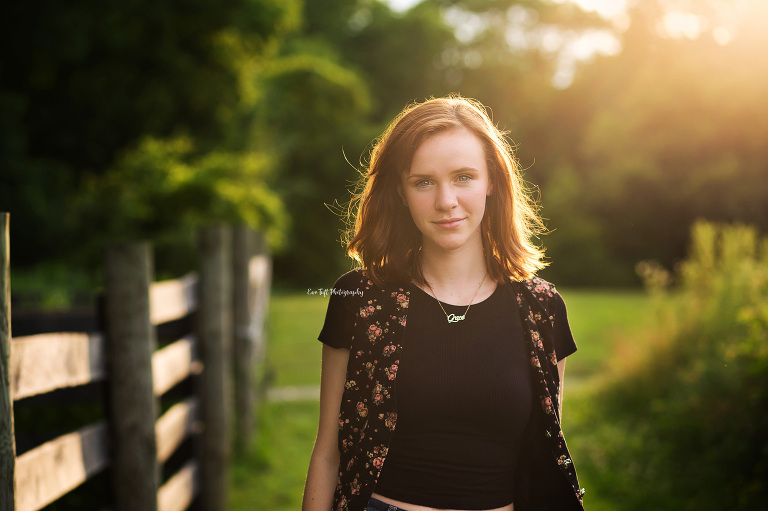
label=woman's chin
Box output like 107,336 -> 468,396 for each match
423,235 -> 474,253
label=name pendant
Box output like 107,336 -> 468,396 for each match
446,313 -> 465,323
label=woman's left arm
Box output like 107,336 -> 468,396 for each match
552,292 -> 575,421
557,358 -> 566,420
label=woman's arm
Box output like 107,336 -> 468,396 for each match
551,292 -> 575,422
302,344 -> 350,511
557,358 -> 566,420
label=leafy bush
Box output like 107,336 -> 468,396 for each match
572,221 -> 768,510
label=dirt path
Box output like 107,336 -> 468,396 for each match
266,385 -> 320,402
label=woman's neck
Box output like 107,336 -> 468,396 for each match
418,241 -> 491,304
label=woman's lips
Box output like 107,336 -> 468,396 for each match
434,218 -> 464,229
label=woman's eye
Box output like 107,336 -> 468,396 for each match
416,180 -> 431,187
457,175 -> 471,182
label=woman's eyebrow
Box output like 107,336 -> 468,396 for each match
407,167 -> 481,178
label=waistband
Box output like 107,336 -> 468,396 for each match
366,496 -> 410,511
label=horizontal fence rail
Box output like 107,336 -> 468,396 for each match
150,274 -> 198,326
15,421 -> 109,511
152,335 -> 201,397
10,333 -> 106,401
157,460 -> 200,511
156,397 -> 200,464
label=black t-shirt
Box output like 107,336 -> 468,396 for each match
318,275 -> 577,509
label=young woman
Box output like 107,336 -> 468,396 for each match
302,96 -> 585,511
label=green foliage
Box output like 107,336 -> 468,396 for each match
10,264 -> 98,309
75,135 -> 287,272
573,222 -> 768,510
0,0 -> 301,276
539,166 -> 633,286
542,1 -> 768,285
4,0 -> 768,293
262,48 -> 375,286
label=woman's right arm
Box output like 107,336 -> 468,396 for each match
302,344 -> 350,511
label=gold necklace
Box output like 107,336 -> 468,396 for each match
424,272 -> 487,324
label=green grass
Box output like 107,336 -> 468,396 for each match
230,400 -> 319,511
231,287 -> 657,510
263,291 -> 332,387
559,288 -> 656,379
229,292 -> 330,511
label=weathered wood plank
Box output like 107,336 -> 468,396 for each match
11,333 -> 106,401
150,274 -> 197,326
15,421 -> 109,511
157,460 -> 199,511
105,243 -> 159,511
151,335 -> 200,397
0,212 -> 15,511
155,397 -> 199,463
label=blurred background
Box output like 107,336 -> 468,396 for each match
4,0 -> 768,295
2,0 -> 766,509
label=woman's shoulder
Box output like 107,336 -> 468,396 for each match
332,268 -> 409,295
332,268 -> 383,293
326,269 -> 409,326
329,269 -> 382,303
514,275 -> 568,317
517,275 -> 560,299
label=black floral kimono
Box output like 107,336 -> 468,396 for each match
329,269 -> 585,511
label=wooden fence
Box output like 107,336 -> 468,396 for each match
0,213 -> 271,511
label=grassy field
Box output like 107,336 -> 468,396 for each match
230,287 -> 656,510
558,288 -> 657,380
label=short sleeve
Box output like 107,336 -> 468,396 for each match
552,293 -> 577,361
317,271 -> 363,350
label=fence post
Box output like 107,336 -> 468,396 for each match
0,213 -> 15,511
198,226 -> 232,511
232,225 -> 253,449
105,242 -> 159,511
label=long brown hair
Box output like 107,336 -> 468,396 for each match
346,95 -> 547,286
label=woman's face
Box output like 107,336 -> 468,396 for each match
400,127 -> 493,255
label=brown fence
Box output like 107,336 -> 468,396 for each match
0,213 -> 271,511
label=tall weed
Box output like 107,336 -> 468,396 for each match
573,222 -> 768,510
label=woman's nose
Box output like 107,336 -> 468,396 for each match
435,183 -> 458,211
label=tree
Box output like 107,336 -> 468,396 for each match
542,0 -> 768,284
